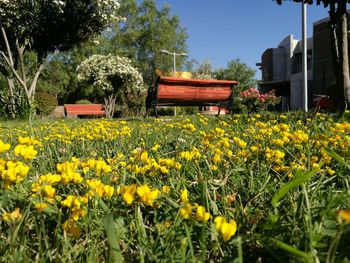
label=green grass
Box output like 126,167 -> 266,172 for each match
0,112 -> 350,262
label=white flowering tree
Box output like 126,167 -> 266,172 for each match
0,0 -> 121,118
77,54 -> 144,118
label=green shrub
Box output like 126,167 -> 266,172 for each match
156,107 -> 174,116
75,99 -> 92,104
177,106 -> 199,115
35,92 -> 58,116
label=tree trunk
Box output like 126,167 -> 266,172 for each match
104,94 -> 117,119
336,1 -> 350,109
328,2 -> 339,82
6,77 -> 17,118
1,27 -> 44,116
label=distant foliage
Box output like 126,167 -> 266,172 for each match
193,59 -> 216,80
0,76 -> 30,119
112,0 -> 188,85
75,99 -> 92,105
77,54 -> 144,118
35,92 -> 58,116
0,0 -> 122,118
77,54 -> 143,93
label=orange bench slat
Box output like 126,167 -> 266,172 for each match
64,104 -> 106,116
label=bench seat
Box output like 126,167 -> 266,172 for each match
146,76 -> 238,116
64,104 -> 106,117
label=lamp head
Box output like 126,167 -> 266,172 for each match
160,49 -> 171,54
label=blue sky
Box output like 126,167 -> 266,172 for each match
155,0 -> 329,79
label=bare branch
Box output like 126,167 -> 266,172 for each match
0,51 -> 26,88
28,63 -> 44,101
1,27 -> 14,67
16,38 -> 27,84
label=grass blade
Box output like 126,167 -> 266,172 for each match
323,147 -> 350,170
102,213 -> 124,263
269,238 -> 311,262
271,170 -> 317,207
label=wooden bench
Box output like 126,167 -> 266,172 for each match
145,76 -> 238,116
64,104 -> 106,117
313,95 -> 334,110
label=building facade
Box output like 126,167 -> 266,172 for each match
257,16 -> 348,110
257,35 -> 312,111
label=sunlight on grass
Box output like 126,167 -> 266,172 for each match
0,112 -> 350,262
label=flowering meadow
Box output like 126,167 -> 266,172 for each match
0,112 -> 350,262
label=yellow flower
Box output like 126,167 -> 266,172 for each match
175,162 -> 182,170
162,185 -> 171,194
151,144 -> 161,152
70,207 -> 87,221
1,161 -> 30,187
326,167 -> 335,176
137,185 -> 160,206
214,216 -> 237,241
61,195 -> 81,208
39,173 -> 61,184
119,161 -> 127,167
140,151 -> 149,163
14,145 -> 38,160
180,189 -> 189,203
195,206 -> 210,222
233,137 -> 247,149
210,164 -> 218,171
159,166 -> 169,174
104,185 -> 115,198
214,216 -> 225,231
62,219 -> 81,238
179,203 -> 192,219
120,184 -> 137,205
250,146 -> 259,152
221,220 -> 237,241
2,208 -> 22,223
34,203 -> 48,212
43,185 -> 56,198
337,210 -> 350,223
212,154 -> 221,163
271,139 -> 284,147
0,140 -> 10,153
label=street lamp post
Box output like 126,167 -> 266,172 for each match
160,49 -> 188,77
160,49 -> 188,116
302,2 -> 308,112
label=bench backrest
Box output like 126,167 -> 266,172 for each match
64,104 -> 105,114
154,77 -> 238,106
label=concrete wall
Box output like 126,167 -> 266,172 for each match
272,48 -> 286,81
290,71 -> 312,110
278,35 -> 299,79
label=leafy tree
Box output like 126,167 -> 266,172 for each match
111,0 -> 188,85
214,58 -> 257,112
215,58 -> 256,88
0,0 -> 121,118
275,0 -> 350,109
193,59 -> 216,80
77,54 -> 144,118
38,37 -> 113,104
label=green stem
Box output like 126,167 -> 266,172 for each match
326,225 -> 343,263
302,184 -> 318,263
270,238 -> 312,262
237,236 -> 243,263
184,224 -> 195,260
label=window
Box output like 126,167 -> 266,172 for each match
291,50 -> 312,74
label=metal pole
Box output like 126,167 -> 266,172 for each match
173,52 -> 177,116
173,52 -> 176,76
302,2 -> 308,112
